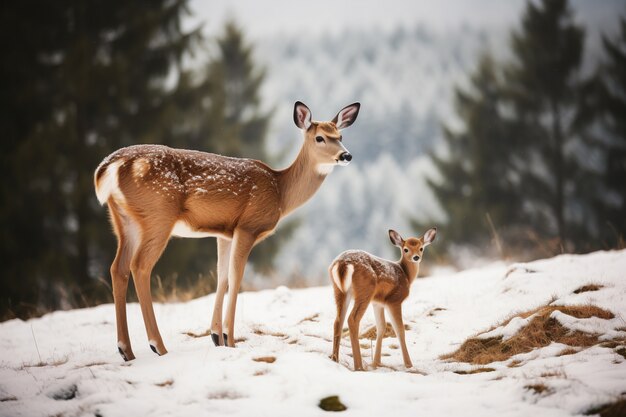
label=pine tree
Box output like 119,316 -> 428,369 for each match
0,0 -> 201,317
426,54 -> 521,247
580,18 -> 626,246
504,0 -> 585,248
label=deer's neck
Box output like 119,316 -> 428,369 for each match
277,146 -> 328,218
398,258 -> 420,285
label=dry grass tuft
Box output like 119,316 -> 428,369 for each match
573,284 -> 604,294
441,305 -> 614,364
0,395 -> 17,402
252,356 -> 276,364
252,328 -> 288,338
615,347 -> 626,359
427,307 -> 447,317
207,390 -> 245,400
183,329 -> 211,338
557,347 -> 580,357
584,397 -> 626,417
358,323 -> 410,340
453,367 -> 495,375
508,359 -> 523,367
298,313 -> 320,324
525,383 -> 552,395
155,379 -> 173,387
540,369 -> 566,378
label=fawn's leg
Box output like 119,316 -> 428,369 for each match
347,298 -> 369,371
387,304 -> 412,368
331,287 -> 352,362
372,304 -> 386,368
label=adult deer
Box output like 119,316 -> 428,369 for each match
329,228 -> 437,371
94,101 -> 360,360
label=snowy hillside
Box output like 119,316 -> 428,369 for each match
2,250 -> 625,416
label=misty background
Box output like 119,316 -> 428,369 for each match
2,0 -> 625,319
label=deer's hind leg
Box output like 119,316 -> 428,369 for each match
347,295 -> 371,371
130,221 -> 174,356
372,304 -> 386,368
108,201 -> 139,361
331,285 -> 352,363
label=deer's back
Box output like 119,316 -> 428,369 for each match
95,145 -> 281,237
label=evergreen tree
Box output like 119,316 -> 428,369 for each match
425,54 -> 521,247
0,0 -> 201,317
580,18 -> 626,246
504,0 -> 585,248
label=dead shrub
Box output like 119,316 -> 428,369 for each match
573,284 -> 604,294
441,305 -> 614,364
584,398 -> 626,417
252,356 -> 276,364
359,323 -> 409,340
525,383 -> 552,395
454,367 -> 495,375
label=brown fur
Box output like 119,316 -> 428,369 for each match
329,229 -> 436,371
95,102 -> 360,359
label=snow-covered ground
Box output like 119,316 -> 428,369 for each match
1,250 -> 625,416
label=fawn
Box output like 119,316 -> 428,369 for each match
94,101 -> 360,360
329,228 -> 437,371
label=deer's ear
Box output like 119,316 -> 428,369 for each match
389,229 -> 404,247
294,101 -> 312,130
423,227 -> 437,245
332,103 -> 360,130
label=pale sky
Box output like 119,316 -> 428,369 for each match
187,0 -> 624,40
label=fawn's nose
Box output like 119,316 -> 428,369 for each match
412,255 -> 420,262
338,152 -> 352,166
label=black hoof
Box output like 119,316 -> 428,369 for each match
118,347 -> 129,361
149,344 -> 161,356
211,333 -> 229,347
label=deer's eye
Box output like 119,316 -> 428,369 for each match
315,136 -> 325,143
420,248 -> 424,252
403,248 -> 409,253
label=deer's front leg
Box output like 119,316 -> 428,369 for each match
372,304 -> 386,368
388,304 -> 412,368
224,231 -> 255,348
211,238 -> 231,346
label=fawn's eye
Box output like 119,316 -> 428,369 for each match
315,136 -> 325,143
403,248 -> 409,253
420,248 -> 424,252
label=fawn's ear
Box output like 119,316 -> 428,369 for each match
293,101 -> 312,130
389,229 -> 404,247
423,227 -> 437,245
332,103 -> 360,130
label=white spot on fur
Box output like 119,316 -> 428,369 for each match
316,163 -> 335,175
171,220 -> 213,238
331,263 -> 341,289
343,264 -> 354,292
331,263 -> 354,293
132,158 -> 150,179
95,160 -> 125,205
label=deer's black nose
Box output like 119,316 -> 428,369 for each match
412,255 -> 420,262
339,152 -> 352,162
